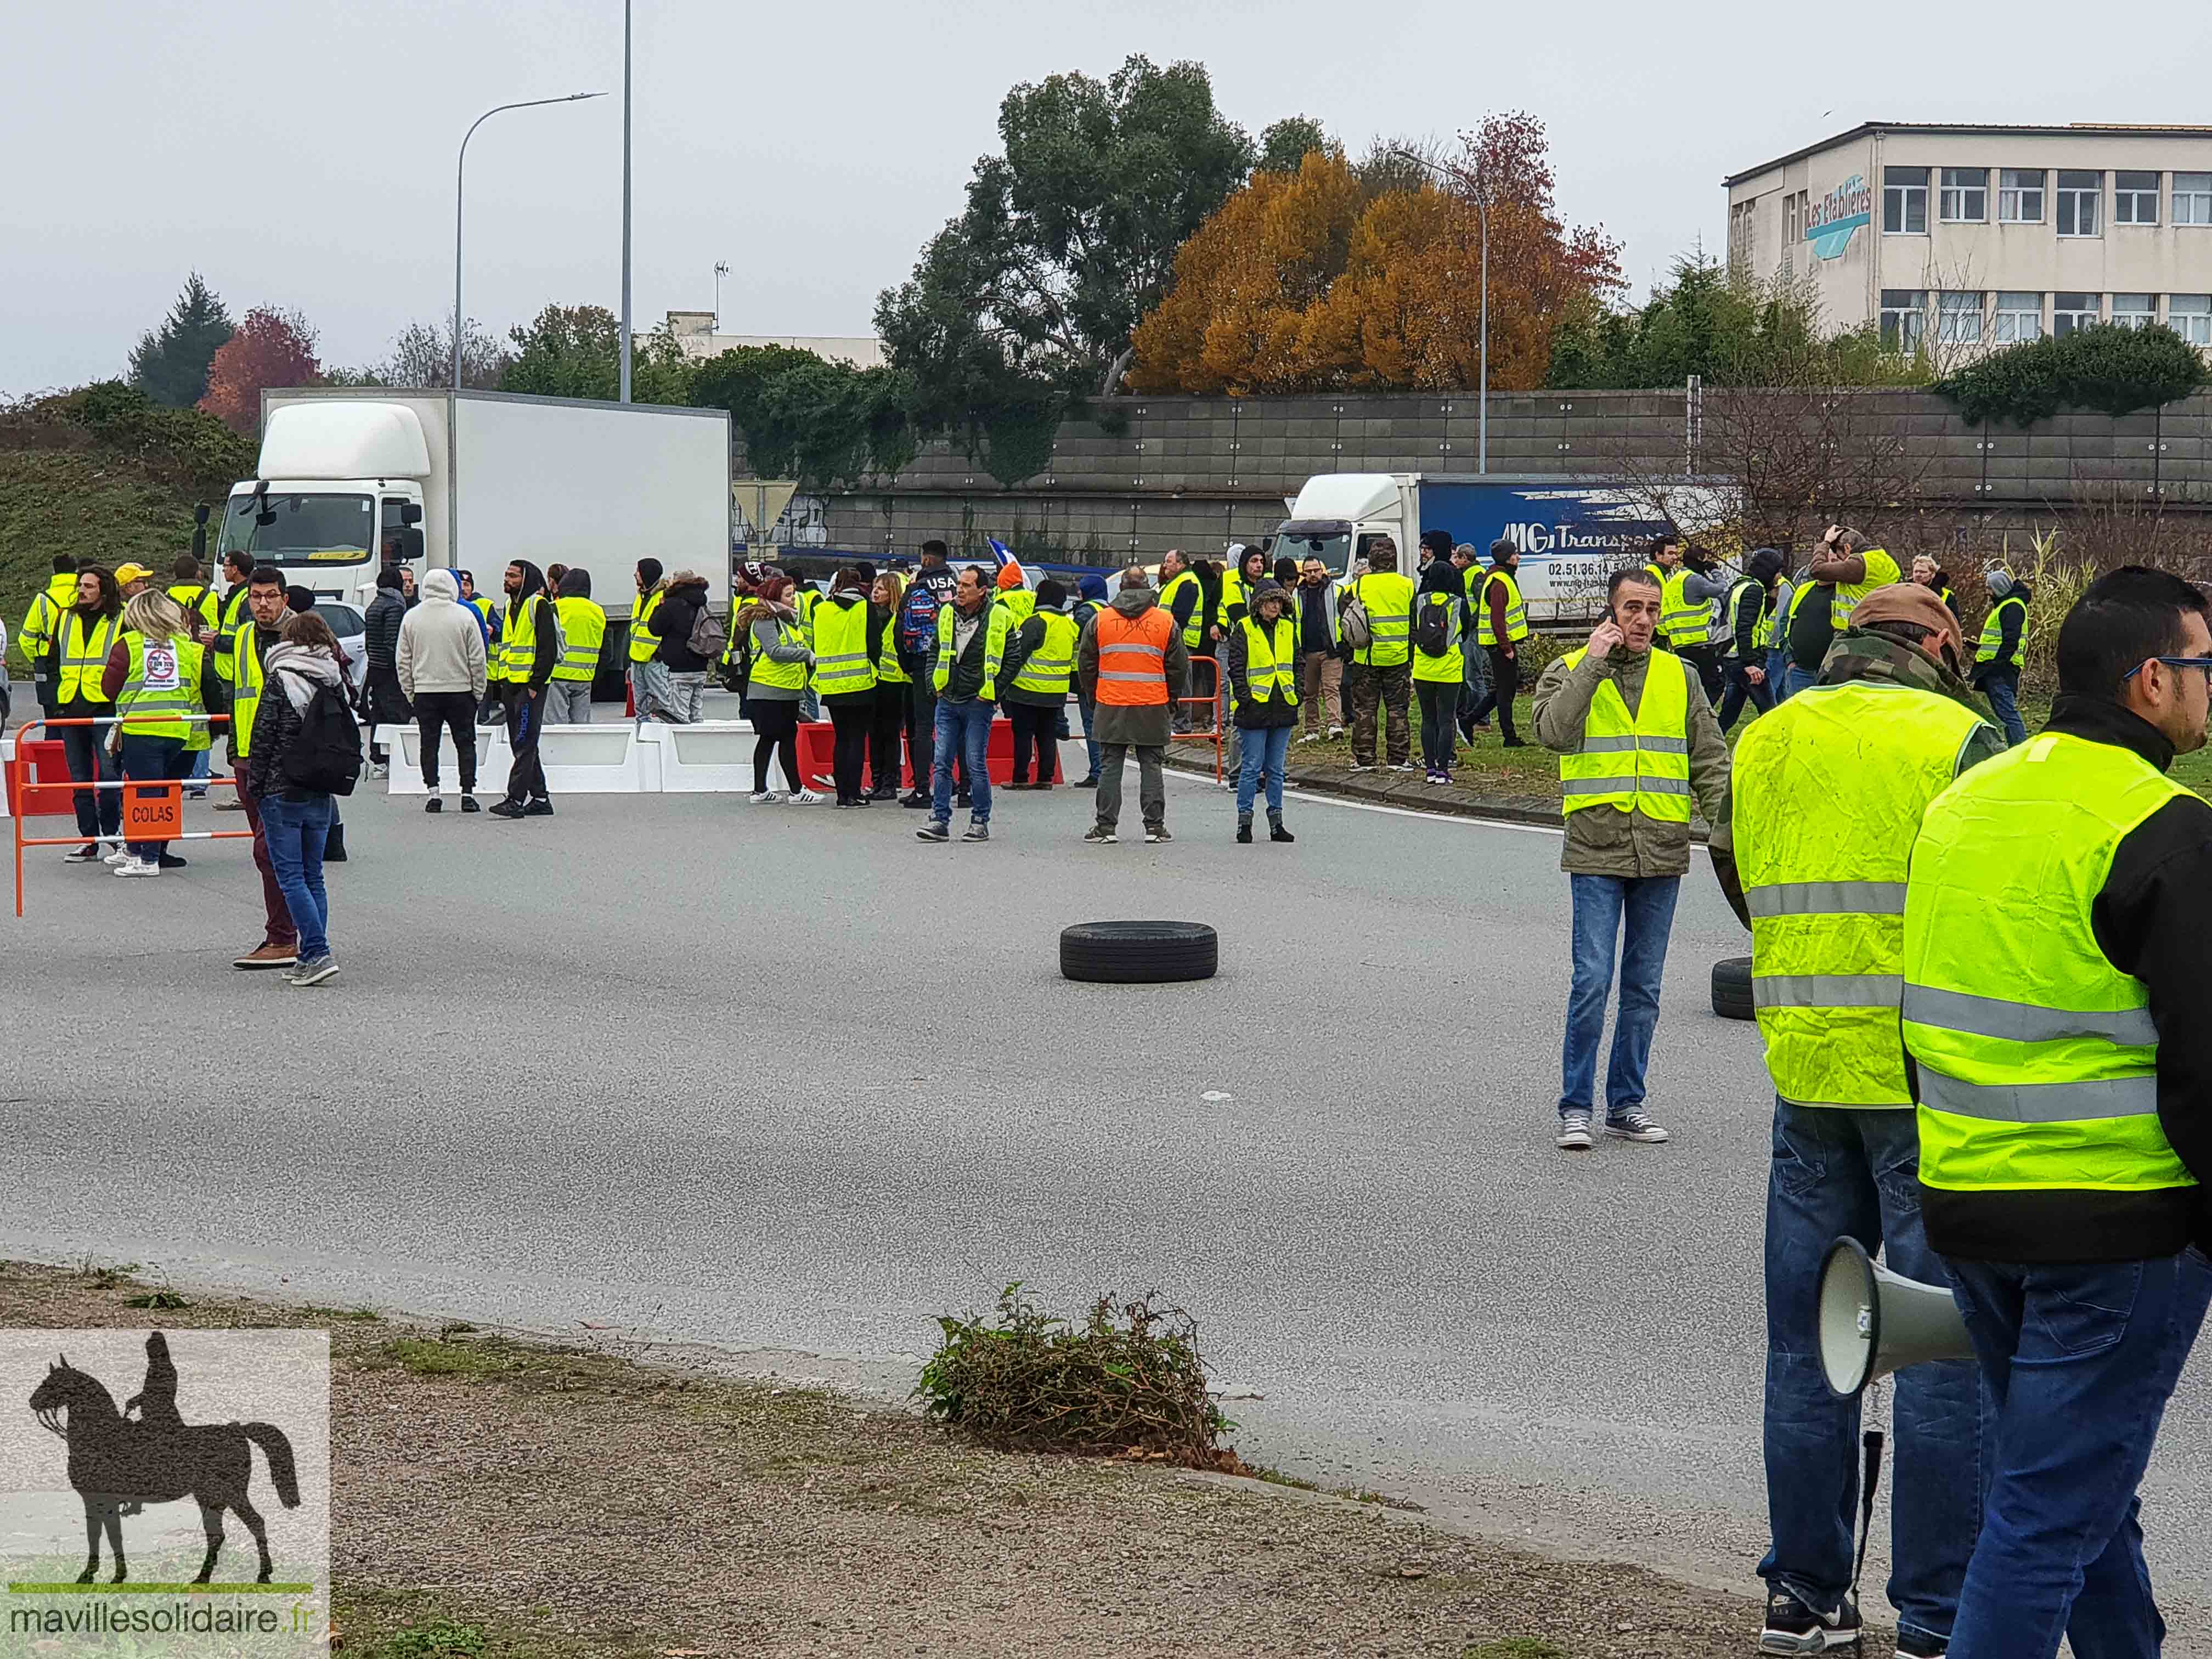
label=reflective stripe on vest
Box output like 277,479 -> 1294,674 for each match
875,611 -> 911,685
1660,568 -> 1710,645
1094,605 -> 1173,706
1830,548 -> 1900,627
811,597 -> 878,695
1976,595 -> 2025,665
1349,572 -> 1414,667
1556,648 -> 1693,821
628,589 -> 664,663
119,633 -> 206,740
57,613 -> 119,705
221,622 -> 269,757
494,593 -> 542,682
1412,592 -> 1464,682
1476,569 -> 1528,646
748,618 -> 808,692
1012,611 -> 1080,698
1160,571 -> 1204,648
1905,729 -> 2193,1193
933,601 -> 1010,698
1726,579 -> 1765,652
550,598 -> 606,682
1236,616 -> 1300,707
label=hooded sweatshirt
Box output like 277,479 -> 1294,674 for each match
399,568 -> 489,699
652,575 -> 713,673
503,561 -> 558,688
1226,580 -> 1301,730
1077,584 -> 1190,748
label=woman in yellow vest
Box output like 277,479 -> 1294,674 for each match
1224,579 -> 1300,843
1412,560 -> 1468,783
1003,579 -> 1079,789
546,567 -> 607,725
740,575 -> 820,804
53,562 -> 126,861
103,590 -> 215,876
810,568 -> 881,807
866,571 -> 911,799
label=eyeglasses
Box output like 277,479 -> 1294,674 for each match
2123,656 -> 2212,682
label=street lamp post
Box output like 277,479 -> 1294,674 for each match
619,0 -> 633,403
453,92 -> 607,393
1388,146 -> 1490,475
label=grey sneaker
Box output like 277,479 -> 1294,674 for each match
1082,825 -> 1117,844
1143,825 -> 1172,844
1556,1110 -> 1595,1151
289,955 -> 340,988
915,820 -> 951,843
961,820 -> 990,842
1605,1109 -> 1671,1144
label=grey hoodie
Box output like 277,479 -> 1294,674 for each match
398,567 -> 489,699
1077,583 -> 1190,748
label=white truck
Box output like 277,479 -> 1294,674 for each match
219,390 -> 733,625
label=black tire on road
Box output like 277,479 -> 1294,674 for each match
1712,955 -> 1755,1021
1060,921 -> 1219,985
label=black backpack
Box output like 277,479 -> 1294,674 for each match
283,681 -> 364,797
1413,594 -> 1452,656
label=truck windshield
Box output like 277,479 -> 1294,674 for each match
218,493 -> 375,567
1272,528 -> 1353,577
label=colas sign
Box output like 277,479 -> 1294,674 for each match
1805,173 -> 1871,260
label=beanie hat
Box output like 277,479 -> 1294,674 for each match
996,562 -> 1025,591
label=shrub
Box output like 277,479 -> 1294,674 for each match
915,1285 -> 1227,1464
1933,324 -> 2208,428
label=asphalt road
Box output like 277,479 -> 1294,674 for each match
5,749 -> 2210,1647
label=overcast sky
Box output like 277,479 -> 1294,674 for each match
8,0 -> 2211,396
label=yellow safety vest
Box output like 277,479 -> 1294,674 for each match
117,634 -> 207,741
167,583 -> 218,633
933,601 -> 1012,701
55,612 -> 120,707
1556,648 -> 1692,823
628,589 -> 664,664
494,593 -> 544,684
811,596 -> 879,696
1761,580 -> 1794,652
550,598 -> 606,683
19,574 -> 81,664
1412,591 -> 1464,683
1011,610 -> 1080,699
1906,731 -> 2194,1196
1159,571 -> 1205,649
1660,568 -> 1711,646
747,614 -> 809,694
1235,616 -> 1300,708
1831,547 -> 1901,628
1348,572 -> 1415,668
1976,594 -> 2026,666
1734,680 -> 1992,1109
875,610 -> 911,686
1477,568 -> 1530,646
1725,578 -> 1767,654
218,620 -> 271,757
998,587 -> 1037,630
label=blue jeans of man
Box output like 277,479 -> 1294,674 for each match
1559,873 -> 1679,1119
1981,674 -> 2025,747
1761,1099 -> 1985,1646
1782,663 -> 1820,699
1235,724 -> 1293,819
1767,647 -> 1794,703
1943,1250 -> 2211,1659
931,697 -> 994,825
1075,686 -> 1101,780
258,792 -> 335,960
1716,657 -> 1774,732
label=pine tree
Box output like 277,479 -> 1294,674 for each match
127,273 -> 235,408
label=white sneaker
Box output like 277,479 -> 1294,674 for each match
1297,732 -> 1323,744
749,789 -> 785,804
787,788 -> 827,804
103,845 -> 131,866
1328,725 -> 1346,739
113,856 -> 159,878
364,761 -> 387,780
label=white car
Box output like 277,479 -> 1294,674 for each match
311,601 -> 371,701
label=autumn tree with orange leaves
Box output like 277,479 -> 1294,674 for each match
199,307 -> 321,435
1130,113 -> 1621,395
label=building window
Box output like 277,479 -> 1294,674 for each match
1884,167 -> 1929,234
1940,168 -> 1989,222
1881,290 -> 1928,349
1994,292 -> 2044,343
2171,295 -> 2212,346
2114,171 -> 2161,225
2113,294 -> 2158,330
2175,173 -> 2212,225
2053,292 -> 2102,335
2056,171 -> 2103,236
1999,168 -> 2046,223
1937,292 -> 1986,345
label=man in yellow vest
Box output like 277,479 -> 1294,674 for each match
17,554 -> 80,724
1726,583 -> 1999,1658
1344,537 -> 1417,771
1903,567 -> 2212,1658
1809,523 -> 1902,634
625,557 -> 669,722
1970,562 -> 2032,747
1468,539 -> 1530,747
546,567 -> 606,725
487,560 -> 557,819
1533,566 -> 1733,1150
1643,534 -> 1684,651
1158,549 -> 1206,732
1002,578 -> 1077,789
218,565 -> 302,967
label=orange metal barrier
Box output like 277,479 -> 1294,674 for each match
9,715 -> 252,917
1169,656 -> 1224,783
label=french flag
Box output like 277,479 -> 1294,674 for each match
986,537 -> 1015,569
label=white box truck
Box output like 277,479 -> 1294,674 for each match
219,390 -> 733,627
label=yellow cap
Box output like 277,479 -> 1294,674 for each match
114,562 -> 154,584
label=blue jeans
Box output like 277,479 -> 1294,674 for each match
1767,647 -> 1793,701
1076,686 -> 1101,780
1760,1100 -> 1985,1645
1782,663 -> 1820,699
1235,724 -> 1293,819
931,698 -> 994,824
1982,674 -> 2025,747
1559,873 -> 1679,1118
1943,1250 -> 2212,1659
118,731 -> 186,857
259,793 -> 335,960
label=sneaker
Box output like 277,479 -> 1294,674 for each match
1390,761 -> 1418,773
1502,738 -> 1528,749
1757,1588 -> 1862,1654
961,820 -> 990,842
867,784 -> 900,800
103,845 -> 131,866
1894,1635 -> 1945,1659
1144,825 -> 1171,844
212,798 -> 247,812
1348,763 -> 1375,774
1073,775 -> 1100,789
1082,825 -> 1117,845
156,853 -> 187,870
523,798 -> 554,816
749,789 -> 785,804
1556,1111 -> 1595,1151
425,796 -> 443,814
289,955 -> 340,988
486,798 -> 525,819
788,788 -> 827,805
459,794 -> 481,813
1270,822 -> 1295,843
1327,725 -> 1345,739
233,941 -> 297,971
900,791 -> 930,809
364,761 -> 387,780
113,856 -> 159,877
1236,821 -> 1254,844
915,820 -> 951,843
1605,1110 -> 1671,1144
64,844 -> 101,864
184,787 -> 208,800
1297,732 -> 1322,744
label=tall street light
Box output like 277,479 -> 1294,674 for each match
1387,146 -> 1491,475
454,92 -> 606,392
619,0 -> 633,403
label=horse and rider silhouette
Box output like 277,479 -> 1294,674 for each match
27,1333 -> 301,1585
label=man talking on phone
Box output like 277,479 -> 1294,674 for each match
1534,566 -> 1734,1152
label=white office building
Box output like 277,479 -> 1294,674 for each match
1725,123 -> 2212,354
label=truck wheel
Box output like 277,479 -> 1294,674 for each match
1712,955 -> 1755,1021
1060,921 -> 1218,985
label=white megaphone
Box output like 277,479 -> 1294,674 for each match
1817,1236 -> 1977,1397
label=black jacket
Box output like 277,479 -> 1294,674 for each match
1918,695 -> 2212,1263
364,590 -> 405,674
1225,611 -> 1301,730
651,579 -> 713,673
1970,580 -> 2031,685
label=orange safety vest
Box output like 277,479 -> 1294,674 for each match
1093,604 -> 1174,707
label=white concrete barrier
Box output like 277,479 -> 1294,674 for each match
632,719 -> 800,793
379,721 -> 658,795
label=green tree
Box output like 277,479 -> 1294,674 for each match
1933,323 -> 2209,426
1257,116 -> 1330,176
689,346 -> 915,490
876,54 -> 1257,482
127,273 -> 235,409
501,304 -> 695,403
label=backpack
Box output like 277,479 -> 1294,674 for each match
1339,582 -> 1373,650
898,581 -> 941,657
281,680 -> 364,797
1413,594 -> 1451,656
686,600 -> 724,661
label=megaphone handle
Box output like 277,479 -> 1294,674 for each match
1852,1427 -> 1886,1596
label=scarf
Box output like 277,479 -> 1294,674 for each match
264,642 -> 342,714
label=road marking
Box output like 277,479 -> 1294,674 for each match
1164,771 -> 1566,838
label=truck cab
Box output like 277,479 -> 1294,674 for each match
1269,474 -> 1416,581
222,402 -> 428,603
